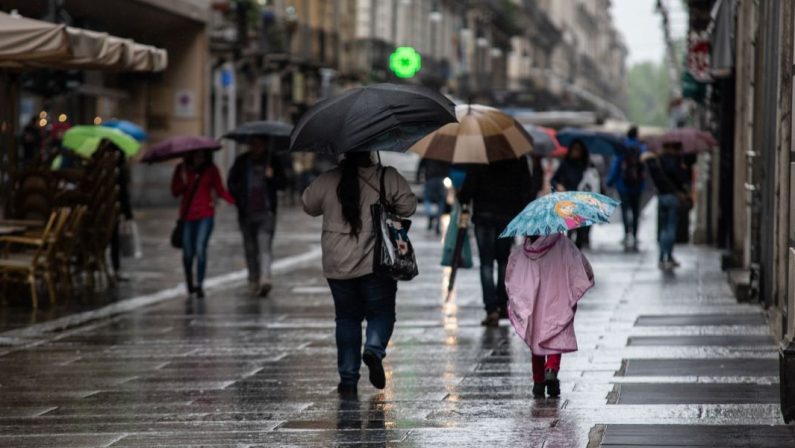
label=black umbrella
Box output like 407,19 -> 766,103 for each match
223,121 -> 293,142
289,83 -> 457,155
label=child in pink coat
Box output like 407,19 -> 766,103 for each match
505,233 -> 594,397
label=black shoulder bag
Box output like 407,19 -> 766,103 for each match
370,167 -> 419,281
171,168 -> 205,249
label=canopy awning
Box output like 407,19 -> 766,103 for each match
0,11 -> 167,72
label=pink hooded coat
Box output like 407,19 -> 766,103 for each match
505,234 -> 594,355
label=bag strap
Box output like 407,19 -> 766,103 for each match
181,167 -> 206,220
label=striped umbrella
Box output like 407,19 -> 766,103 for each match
409,104 -> 533,164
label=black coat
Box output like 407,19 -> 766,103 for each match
457,158 -> 533,225
227,152 -> 287,221
645,153 -> 690,195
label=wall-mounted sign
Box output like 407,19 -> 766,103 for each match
390,46 -> 422,79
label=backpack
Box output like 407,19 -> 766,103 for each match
621,145 -> 644,188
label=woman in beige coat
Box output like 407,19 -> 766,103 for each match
302,152 -> 416,396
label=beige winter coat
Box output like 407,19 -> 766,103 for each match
302,165 -> 417,280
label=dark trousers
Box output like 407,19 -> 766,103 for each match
474,217 -> 512,314
240,217 -> 274,284
182,217 -> 214,288
568,227 -> 590,249
327,273 -> 397,386
658,194 -> 680,262
619,191 -> 642,238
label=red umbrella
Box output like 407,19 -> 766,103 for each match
645,128 -> 717,153
141,136 -> 222,163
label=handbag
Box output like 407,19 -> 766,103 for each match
370,167 -> 419,281
171,168 -> 205,249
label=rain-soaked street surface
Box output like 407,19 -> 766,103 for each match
0,202 -> 793,447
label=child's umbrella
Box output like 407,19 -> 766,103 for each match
500,191 -> 620,237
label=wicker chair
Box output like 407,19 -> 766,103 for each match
0,208 -> 71,308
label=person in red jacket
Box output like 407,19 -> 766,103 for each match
171,150 -> 235,298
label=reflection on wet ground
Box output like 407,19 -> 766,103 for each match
0,205 -> 792,446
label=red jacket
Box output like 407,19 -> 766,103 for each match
171,163 -> 235,221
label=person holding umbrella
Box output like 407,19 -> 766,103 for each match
171,149 -> 235,298
293,83 -> 455,396
501,192 -> 617,397
227,136 -> 287,297
410,104 -> 535,327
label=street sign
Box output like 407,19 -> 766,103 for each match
390,46 -> 422,79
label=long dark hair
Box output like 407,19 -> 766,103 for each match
337,152 -> 373,238
565,139 -> 590,169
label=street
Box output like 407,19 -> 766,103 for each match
0,203 -> 792,447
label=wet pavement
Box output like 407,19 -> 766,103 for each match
0,200 -> 792,447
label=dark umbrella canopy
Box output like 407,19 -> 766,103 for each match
556,127 -> 626,156
142,136 -> 222,163
223,121 -> 293,142
289,83 -> 457,155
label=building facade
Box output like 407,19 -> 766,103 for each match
690,0 -> 795,421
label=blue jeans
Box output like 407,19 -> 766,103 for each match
182,217 -> 214,288
423,177 -> 446,231
658,194 -> 680,262
327,274 -> 397,386
474,216 -> 513,314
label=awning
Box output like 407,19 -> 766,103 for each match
0,11 -> 167,72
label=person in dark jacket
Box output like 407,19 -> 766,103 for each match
458,158 -> 533,327
551,140 -> 591,248
228,137 -> 287,297
418,158 -> 450,235
642,143 -> 690,270
607,126 -> 647,250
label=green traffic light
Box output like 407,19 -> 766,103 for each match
390,47 -> 422,79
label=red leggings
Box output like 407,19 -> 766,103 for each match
532,354 -> 561,383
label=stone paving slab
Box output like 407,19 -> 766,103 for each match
621,358 -> 779,377
634,313 -> 766,327
627,335 -> 775,346
612,383 -> 780,404
600,424 -> 795,447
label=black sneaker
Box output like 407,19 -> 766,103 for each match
258,282 -> 272,298
498,307 -> 508,320
545,369 -> 560,398
362,350 -> 386,389
532,382 -> 545,398
196,287 -> 205,299
337,383 -> 358,397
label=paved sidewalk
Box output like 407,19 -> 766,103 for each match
0,201 -> 792,447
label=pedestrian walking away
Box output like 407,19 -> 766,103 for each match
505,233 -> 594,398
458,158 -> 533,327
302,152 -> 417,396
418,158 -> 450,235
551,140 -> 593,249
228,137 -> 287,297
607,125 -> 646,251
171,150 -> 235,298
642,143 -> 691,271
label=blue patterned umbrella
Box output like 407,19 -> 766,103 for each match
500,192 -> 620,237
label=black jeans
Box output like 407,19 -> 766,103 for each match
473,216 -> 513,314
327,273 -> 397,386
619,191 -> 642,238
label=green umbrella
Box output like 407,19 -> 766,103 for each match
62,125 -> 141,158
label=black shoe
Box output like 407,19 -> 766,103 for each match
362,351 -> 386,390
258,282 -> 272,298
481,311 -> 500,327
545,369 -> 560,398
196,287 -> 205,299
186,283 -> 195,296
337,383 -> 358,397
532,382 -> 545,398
498,307 -> 508,319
